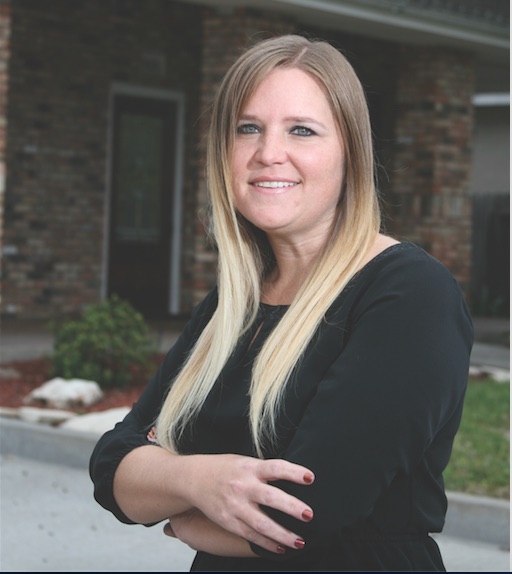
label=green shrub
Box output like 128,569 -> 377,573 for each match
51,295 -> 156,389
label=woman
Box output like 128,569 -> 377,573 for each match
90,35 -> 473,571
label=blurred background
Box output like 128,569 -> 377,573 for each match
0,0 -> 509,326
0,2 -> 509,572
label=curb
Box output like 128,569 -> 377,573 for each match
0,416 -> 99,469
1,416 -> 509,548
443,490 -> 510,548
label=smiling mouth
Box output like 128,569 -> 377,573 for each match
252,181 -> 298,189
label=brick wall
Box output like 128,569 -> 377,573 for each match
1,0 -> 202,318
391,45 -> 475,293
1,1 -> 477,319
194,18 -> 477,303
191,7 -> 296,305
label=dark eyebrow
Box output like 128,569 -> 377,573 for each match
237,115 -> 259,122
284,116 -> 326,129
238,114 -> 327,130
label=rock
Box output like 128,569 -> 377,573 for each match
469,365 -> 510,383
25,377 -> 104,409
0,406 -> 20,419
59,407 -> 130,436
18,406 -> 76,426
482,367 -> 510,383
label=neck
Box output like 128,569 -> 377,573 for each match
261,232 -> 399,305
262,237 -> 324,305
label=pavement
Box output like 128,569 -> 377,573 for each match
0,315 -> 510,572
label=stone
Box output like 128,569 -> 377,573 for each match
469,365 -> 510,383
59,407 -> 130,436
18,406 -> 76,425
25,377 -> 104,409
0,406 -> 20,419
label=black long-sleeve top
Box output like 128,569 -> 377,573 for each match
90,243 -> 474,571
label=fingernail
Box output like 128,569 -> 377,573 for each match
303,472 -> 314,484
302,508 -> 313,521
276,545 -> 286,554
294,538 -> 306,550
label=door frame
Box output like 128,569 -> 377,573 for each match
102,83 -> 186,314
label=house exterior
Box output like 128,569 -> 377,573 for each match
0,0 -> 509,320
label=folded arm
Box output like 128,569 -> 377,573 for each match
113,445 -> 314,555
165,509 -> 258,557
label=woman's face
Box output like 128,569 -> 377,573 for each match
231,67 -> 345,247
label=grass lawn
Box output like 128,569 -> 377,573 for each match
444,378 -> 510,499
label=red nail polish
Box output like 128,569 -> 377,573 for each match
276,545 -> 286,554
303,472 -> 314,484
294,538 -> 306,550
302,508 -> 313,521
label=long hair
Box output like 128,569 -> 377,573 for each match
156,35 -> 381,457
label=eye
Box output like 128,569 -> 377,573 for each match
236,123 -> 260,135
291,126 -> 315,137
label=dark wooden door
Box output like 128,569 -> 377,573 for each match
107,95 -> 176,317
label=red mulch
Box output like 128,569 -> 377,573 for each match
0,355 -> 165,414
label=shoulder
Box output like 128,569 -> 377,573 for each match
193,286 -> 219,317
187,287 -> 218,330
336,243 -> 472,328
168,287 -> 219,350
354,242 -> 460,296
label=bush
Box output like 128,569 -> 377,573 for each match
51,295 -> 156,389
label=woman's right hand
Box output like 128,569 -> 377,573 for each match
114,446 -> 314,553
181,453 -> 315,553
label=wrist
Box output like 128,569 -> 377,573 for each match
174,454 -> 209,509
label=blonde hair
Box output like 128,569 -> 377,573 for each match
156,35 -> 381,457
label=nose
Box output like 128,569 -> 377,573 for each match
254,131 -> 287,165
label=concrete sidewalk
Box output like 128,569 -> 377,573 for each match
0,315 -> 509,572
1,416 -> 510,546
2,448 -> 509,573
0,450 -> 509,573
1,415 -> 510,572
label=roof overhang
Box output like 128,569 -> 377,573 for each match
181,0 -> 509,64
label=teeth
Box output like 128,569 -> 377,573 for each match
253,181 -> 296,188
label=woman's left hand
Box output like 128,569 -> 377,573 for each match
165,509 -> 259,558
165,509 -> 199,545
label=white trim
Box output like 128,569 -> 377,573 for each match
472,93 -> 510,107
102,83 -> 185,315
169,93 -> 186,315
182,0 -> 509,51
273,0 -> 509,49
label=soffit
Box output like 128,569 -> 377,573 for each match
180,0 -> 509,63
